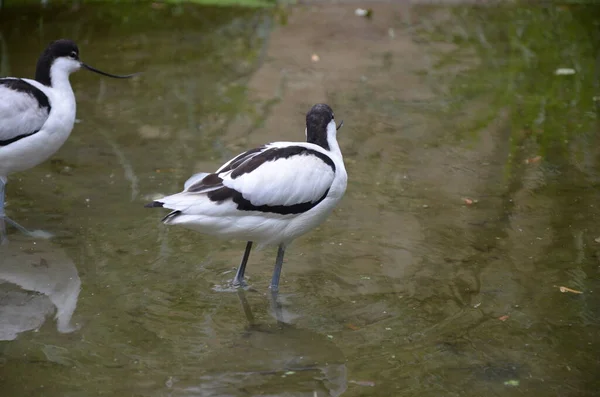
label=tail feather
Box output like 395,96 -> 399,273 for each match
184,172 -> 210,190
145,198 -> 181,223
145,201 -> 164,208
161,210 -> 182,223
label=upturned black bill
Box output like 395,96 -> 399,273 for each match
82,63 -> 139,79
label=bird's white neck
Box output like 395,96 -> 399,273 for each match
47,57 -> 80,94
35,61 -> 77,141
47,60 -> 77,119
325,121 -> 342,157
48,69 -> 76,132
50,69 -> 75,97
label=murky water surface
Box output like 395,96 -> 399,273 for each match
1,2 -> 599,396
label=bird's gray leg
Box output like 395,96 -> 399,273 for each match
268,244 -> 286,322
0,178 -> 51,240
0,179 -> 6,244
233,241 -> 253,288
0,178 -> 30,241
269,244 -> 285,292
269,288 -> 285,324
266,244 -> 286,323
0,218 -> 5,245
0,178 -> 7,221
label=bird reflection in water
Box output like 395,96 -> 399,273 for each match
0,236 -> 81,340
165,289 -> 348,396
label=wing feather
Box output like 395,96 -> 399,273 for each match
153,144 -> 336,217
216,145 -> 266,174
0,78 -> 50,144
223,152 -> 334,207
183,172 -> 209,190
184,146 -> 267,193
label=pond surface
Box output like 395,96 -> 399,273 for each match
1,2 -> 599,396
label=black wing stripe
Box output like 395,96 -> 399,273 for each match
185,147 -> 265,192
207,186 -> 330,215
218,146 -> 265,174
0,78 -> 51,111
230,146 -> 335,179
186,173 -> 223,193
0,130 -> 38,146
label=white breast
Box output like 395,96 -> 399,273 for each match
0,78 -> 76,176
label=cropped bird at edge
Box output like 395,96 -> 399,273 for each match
0,39 -> 137,240
146,103 -> 347,292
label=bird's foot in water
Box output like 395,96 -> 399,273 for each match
0,216 -> 53,242
232,278 -> 249,289
212,278 -> 256,293
232,280 -> 259,293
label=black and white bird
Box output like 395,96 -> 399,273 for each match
0,39 -> 137,238
146,103 -> 347,291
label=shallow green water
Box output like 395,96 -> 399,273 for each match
0,2 -> 599,396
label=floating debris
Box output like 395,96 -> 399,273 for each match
354,8 -> 373,18
524,155 -> 542,164
498,315 -> 510,322
504,379 -> 520,387
350,380 -> 376,387
554,68 -> 576,75
139,124 -> 169,139
311,53 -> 320,62
462,198 -> 478,205
558,286 -> 583,294
594,236 -> 600,243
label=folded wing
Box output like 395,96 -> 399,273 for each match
0,79 -> 50,146
221,145 -> 335,208
156,144 -> 336,216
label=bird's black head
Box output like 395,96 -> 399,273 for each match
35,39 -> 139,86
306,103 -> 337,150
45,39 -> 80,60
35,39 -> 81,86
